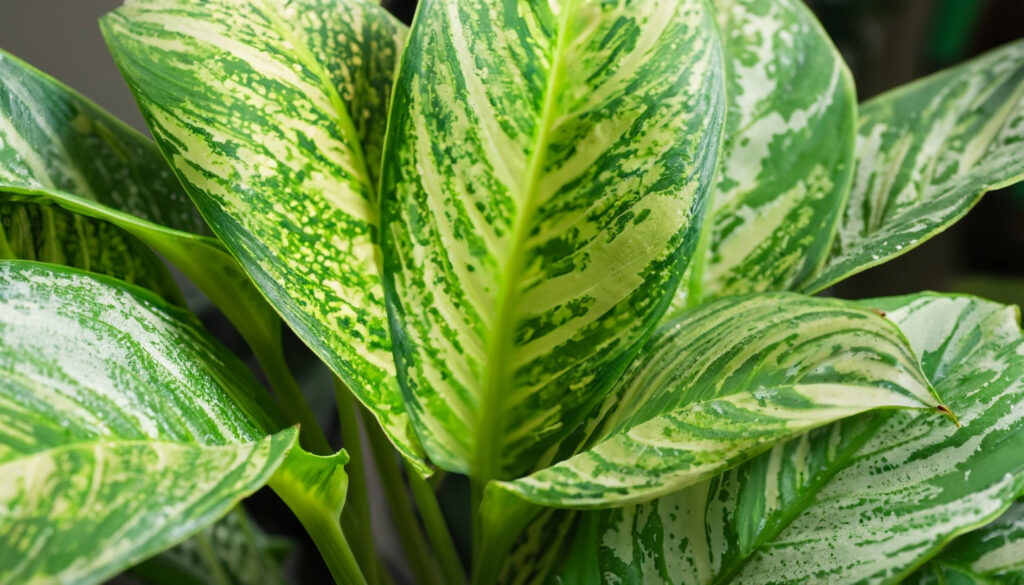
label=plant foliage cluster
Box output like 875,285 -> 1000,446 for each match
1,0 -> 1023,584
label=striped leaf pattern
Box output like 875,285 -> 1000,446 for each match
380,0 -> 726,477
685,0 -> 855,303
0,261 -> 297,585
100,0 -> 426,473
803,39 -> 1024,293
0,50 -> 279,376
557,293 -> 1024,584
495,509 -> 577,585
0,50 -> 208,235
909,499 -> 1024,585
0,200 -> 181,303
491,293 -> 946,509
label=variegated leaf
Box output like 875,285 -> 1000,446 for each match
0,261 -> 297,585
558,293 -> 1024,585
681,0 -> 855,305
0,200 -> 181,303
495,509 -> 577,585
127,507 -> 291,585
0,49 -> 279,378
907,499 -> 1024,585
100,0 -> 427,474
489,293 -> 946,509
0,50 -> 207,236
803,39 -> 1024,293
380,0 -> 725,478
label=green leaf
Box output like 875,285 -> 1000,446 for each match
380,0 -> 726,478
684,0 -> 856,303
0,50 -> 280,380
268,449 -> 362,585
489,293 -> 945,509
127,507 -> 291,585
0,200 -> 182,303
803,39 -> 1024,293
493,509 -> 577,585
913,566 -> 1002,585
0,50 -> 208,236
0,261 -> 297,585
100,0 -> 426,474
557,293 -> 1024,584
906,500 -> 1024,585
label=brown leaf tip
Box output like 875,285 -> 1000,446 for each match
937,405 -> 961,428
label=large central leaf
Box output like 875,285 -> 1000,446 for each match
100,0 -> 426,472
380,0 -> 725,477
0,262 -> 296,585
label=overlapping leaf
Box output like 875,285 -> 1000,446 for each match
908,499 -> 1024,585
100,0 -> 426,473
490,293 -> 946,510
557,293 -> 1024,584
0,51 -> 207,235
0,261 -> 297,585
380,0 -> 726,477
803,39 -> 1024,292
0,49 -> 278,369
684,0 -> 855,304
0,200 -> 181,303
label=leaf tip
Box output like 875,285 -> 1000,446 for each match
937,404 -> 961,428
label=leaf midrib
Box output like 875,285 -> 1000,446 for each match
256,0 -> 377,206
475,1 -> 577,482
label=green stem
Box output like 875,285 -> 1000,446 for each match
270,474 -> 368,585
471,491 -> 540,585
252,341 -> 332,455
334,378 -> 379,585
409,469 -> 466,585
470,478 -> 485,560
362,407 -> 443,585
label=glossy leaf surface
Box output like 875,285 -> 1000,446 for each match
908,500 -> 1024,585
804,40 -> 1024,292
0,50 -> 207,234
558,293 -> 1024,584
689,0 -> 855,301
0,49 -> 279,374
0,262 -> 296,585
381,0 -> 725,477
492,293 -> 944,509
101,0 -> 426,473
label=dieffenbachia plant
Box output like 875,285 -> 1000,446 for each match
0,0 -> 1022,583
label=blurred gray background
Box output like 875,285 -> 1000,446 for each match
1,1 -> 146,130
